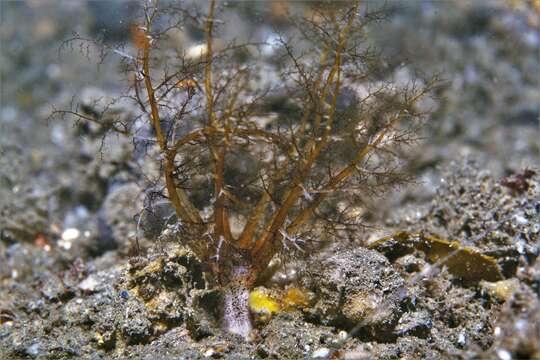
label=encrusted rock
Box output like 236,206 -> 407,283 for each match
260,313 -> 345,360
301,247 -> 406,339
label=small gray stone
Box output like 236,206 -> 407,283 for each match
312,347 -> 331,358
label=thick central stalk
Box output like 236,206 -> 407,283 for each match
220,265 -> 254,339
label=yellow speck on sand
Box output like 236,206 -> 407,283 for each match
95,332 -> 105,345
249,288 -> 280,315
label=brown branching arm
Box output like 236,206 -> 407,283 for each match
285,86 -> 433,238
203,0 -> 234,244
251,3 -> 359,261
254,80 -> 433,267
51,109 -> 132,136
140,11 -> 204,251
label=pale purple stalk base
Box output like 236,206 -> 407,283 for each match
221,266 -> 253,339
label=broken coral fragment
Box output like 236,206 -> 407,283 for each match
368,231 -> 503,282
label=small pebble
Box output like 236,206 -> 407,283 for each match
457,331 -> 466,346
26,343 -> 40,356
496,348 -> 512,360
57,239 -> 72,250
204,349 -> 215,358
62,228 -> 80,241
312,347 -> 330,359
513,214 -> 528,225
78,276 -> 99,292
